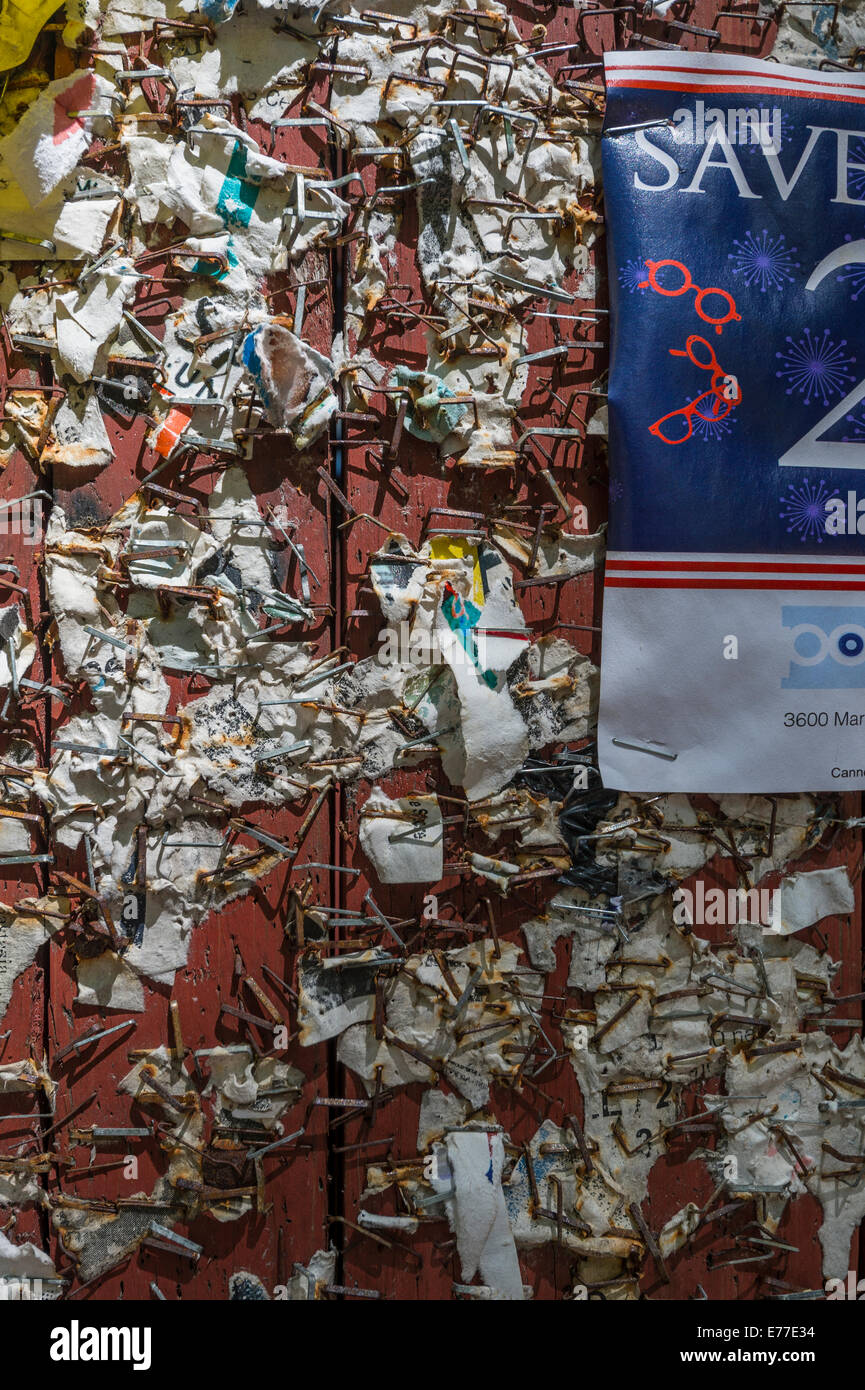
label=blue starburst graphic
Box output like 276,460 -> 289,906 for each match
847,137 -> 865,200
618,258 -> 648,293
728,229 -> 799,293
685,397 -> 737,442
741,109 -> 793,156
835,232 -> 865,302
843,403 -> 865,441
779,479 -> 838,543
775,329 -> 857,407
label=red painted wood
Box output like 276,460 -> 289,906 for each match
0,4 -> 859,1306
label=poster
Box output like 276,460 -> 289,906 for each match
599,50 -> 865,792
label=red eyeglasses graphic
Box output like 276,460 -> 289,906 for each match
648,335 -> 742,445
639,258 -> 741,334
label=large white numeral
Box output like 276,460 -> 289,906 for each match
779,238 -> 865,470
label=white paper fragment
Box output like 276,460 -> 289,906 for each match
418,1090 -> 472,1151
357,1210 -> 419,1234
0,902 -> 58,1022
0,1230 -> 60,1298
776,867 -> 855,936
287,1247 -> 337,1300
75,951 -> 145,1013
443,1131 -> 524,1300
0,72 -> 116,206
298,951 -> 390,1046
55,263 -> 136,381
242,322 -> 337,446
659,1204 -> 701,1258
41,386 -> 114,470
359,789 -> 443,884
438,624 -> 528,803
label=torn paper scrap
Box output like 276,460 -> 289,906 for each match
41,387 -> 114,471
0,1230 -> 61,1299
774,867 -> 855,936
287,1248 -> 337,1300
359,789 -> 443,885
242,323 -> 336,446
443,1130 -> 525,1301
0,901 -> 59,1023
75,951 -> 145,1013
357,1211 -> 419,1235
297,950 -> 392,1046
0,71 -> 116,207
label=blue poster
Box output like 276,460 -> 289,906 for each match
599,50 -> 865,791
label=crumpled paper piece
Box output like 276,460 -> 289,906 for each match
242,322 -> 336,446
774,866 -> 855,936
439,1130 -> 525,1300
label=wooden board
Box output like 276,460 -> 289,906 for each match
0,3 -> 859,1306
